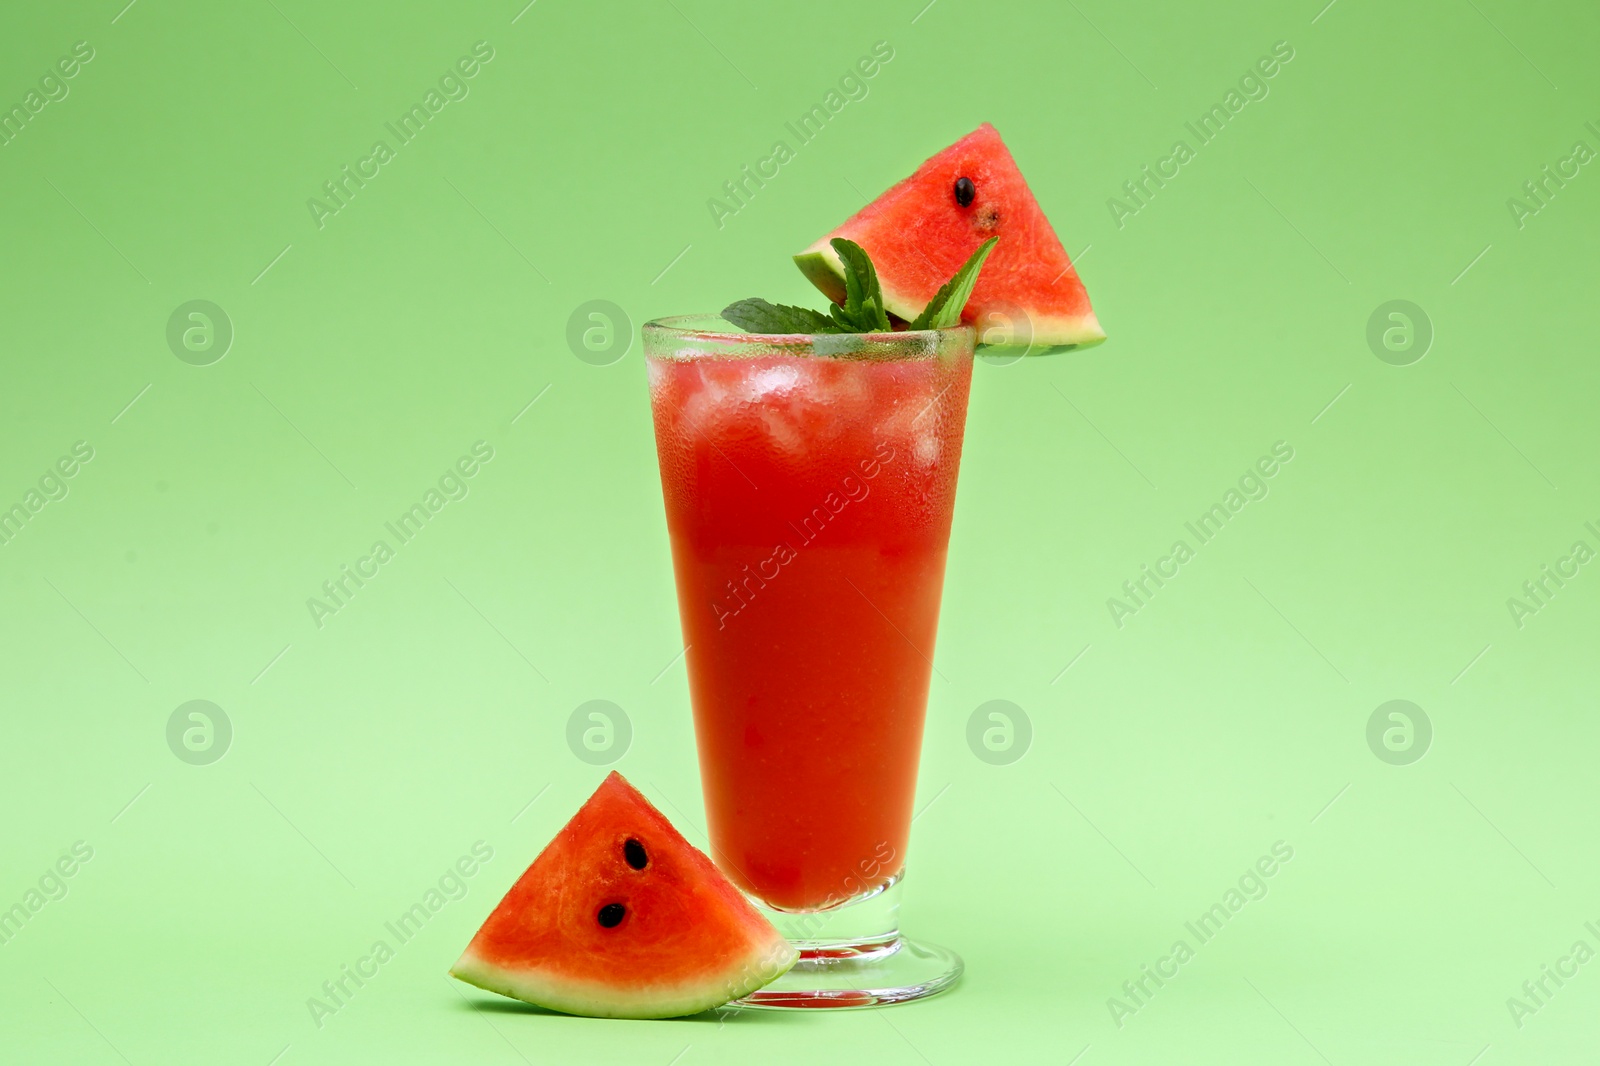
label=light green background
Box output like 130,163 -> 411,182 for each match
2,0 -> 1597,1062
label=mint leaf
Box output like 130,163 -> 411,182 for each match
826,297 -> 886,333
722,299 -> 843,334
829,238 -> 891,332
910,237 -> 999,330
723,240 -> 920,337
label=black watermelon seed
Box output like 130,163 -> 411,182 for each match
954,176 -> 976,207
597,903 -> 626,928
624,838 -> 648,870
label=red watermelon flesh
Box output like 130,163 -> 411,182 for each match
795,123 -> 1104,350
451,772 -> 796,1018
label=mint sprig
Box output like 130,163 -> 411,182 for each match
721,237 -> 995,335
828,238 -> 892,333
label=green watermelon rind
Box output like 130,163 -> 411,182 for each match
793,248 -> 1107,352
451,937 -> 798,1020
794,249 -> 848,307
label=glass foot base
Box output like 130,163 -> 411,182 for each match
731,876 -> 962,1009
734,934 -> 963,1009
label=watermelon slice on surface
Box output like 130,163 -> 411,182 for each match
451,772 -> 797,1019
796,123 -> 1104,351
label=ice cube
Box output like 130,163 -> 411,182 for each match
741,363 -> 801,400
756,408 -> 805,456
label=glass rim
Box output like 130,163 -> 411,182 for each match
643,313 -> 976,348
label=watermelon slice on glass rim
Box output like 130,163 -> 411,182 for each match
795,122 -> 1104,352
450,772 -> 797,1019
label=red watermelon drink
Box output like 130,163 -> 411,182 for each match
645,123 -> 1103,1007
645,317 -> 973,1006
648,320 -> 970,906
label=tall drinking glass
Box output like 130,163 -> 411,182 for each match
645,315 -> 974,1007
